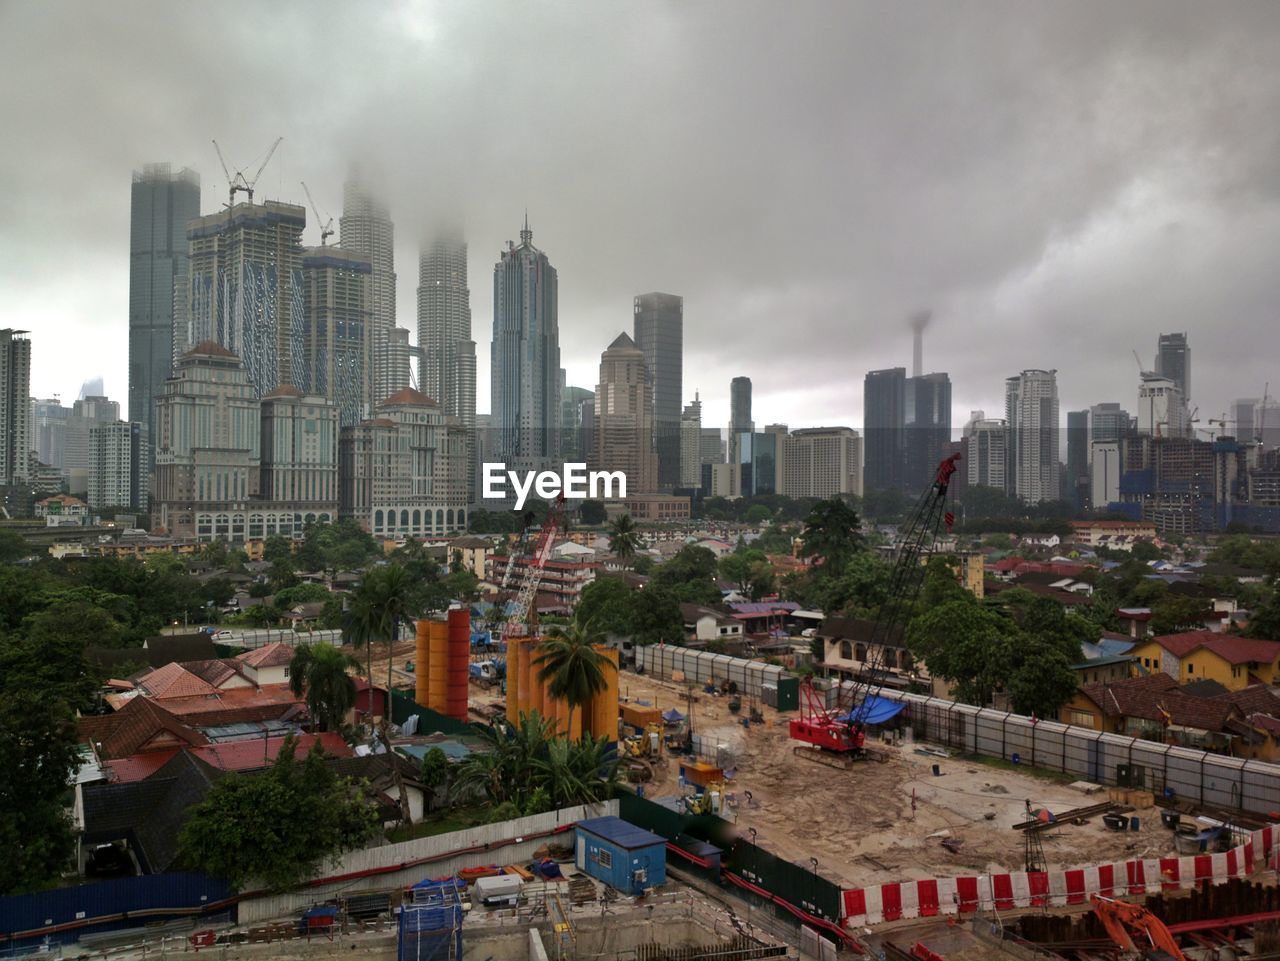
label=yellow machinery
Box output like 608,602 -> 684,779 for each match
622,722 -> 663,759
684,781 -> 726,816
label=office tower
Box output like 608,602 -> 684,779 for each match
491,218 -> 561,469
300,246 -> 373,427
339,174 -> 397,404
387,328 -> 417,394
1257,397 -> 1280,451
591,333 -> 657,493
88,421 -> 149,511
1066,410 -> 1089,506
700,428 -> 725,465
783,427 -> 863,499
863,367 -> 906,492
339,387 -> 470,537
1090,440 -> 1121,510
128,164 -> 200,456
1088,403 -> 1131,450
734,431 -> 777,497
1005,369 -> 1059,504
964,413 -> 1008,490
1137,373 -> 1188,437
905,372 -> 951,491
1232,399 -> 1258,442
1155,332 -> 1190,408
764,423 -> 789,494
561,386 -> 594,462
0,330 -> 32,483
260,386 -> 339,513
417,234 -> 476,426
65,394 -> 121,494
33,397 -> 70,473
680,395 -> 702,488
633,292 -> 683,490
729,376 -> 753,437
153,342 -> 261,539
184,200 -> 307,395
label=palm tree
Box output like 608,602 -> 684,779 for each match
608,513 -> 641,562
289,643 -> 360,732
534,735 -> 619,809
532,622 -> 614,738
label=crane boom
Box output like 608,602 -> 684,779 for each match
499,494 -> 567,643
247,137 -> 283,201
300,181 -> 335,246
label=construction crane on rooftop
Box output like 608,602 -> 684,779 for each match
211,137 -> 283,209
300,181 -> 335,246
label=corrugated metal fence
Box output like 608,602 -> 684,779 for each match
875,690 -> 1280,815
389,690 -> 474,737
636,645 -> 788,700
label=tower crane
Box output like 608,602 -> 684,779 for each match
790,453 -> 962,767
300,181 -> 335,246
487,494 -> 567,648
1260,382 -> 1271,446
211,137 -> 283,209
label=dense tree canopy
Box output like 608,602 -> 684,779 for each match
798,498 -> 864,577
649,545 -> 721,604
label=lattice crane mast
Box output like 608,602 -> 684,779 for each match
211,137 -> 283,209
790,453 -> 962,763
498,493 -> 567,644
300,181 -> 335,246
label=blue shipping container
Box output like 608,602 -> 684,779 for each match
575,816 -> 666,896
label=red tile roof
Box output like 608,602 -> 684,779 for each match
1150,631 -> 1280,665
138,662 -> 219,699
236,642 -> 296,669
191,732 -> 350,772
104,750 -> 180,783
78,697 -> 209,760
1078,673 -> 1251,733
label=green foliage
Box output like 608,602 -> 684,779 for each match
744,504 -> 772,525
798,498 -> 864,577
574,578 -> 635,636
752,524 -> 795,555
625,586 -> 684,645
178,738 -> 379,890
1210,534 -> 1280,575
419,747 -> 451,814
262,535 -> 294,563
288,644 -> 360,732
718,550 -> 775,600
294,519 -> 379,572
0,529 -> 30,563
273,582 -> 332,610
575,577 -> 682,644
791,551 -> 892,615
650,545 -> 721,604
608,514 -> 641,560
578,500 -> 607,525
1246,592 -> 1280,641
534,622 -> 615,734
631,555 -> 655,575
1149,595 -> 1212,635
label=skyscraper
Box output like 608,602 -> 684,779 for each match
491,218 -> 561,469
33,398 -> 69,473
561,385 -> 594,462
1155,332 -> 1190,407
0,330 -> 32,484
65,394 -> 121,495
964,412 -> 1008,491
183,200 -> 307,396
417,234 -> 476,426
129,164 -> 200,456
679,394 -> 702,488
905,372 -> 951,491
1066,409 -> 1089,506
729,376 -> 753,437
300,246 -> 373,427
591,333 -> 656,493
1137,373 -> 1188,437
1088,403 -> 1132,450
633,292 -> 683,490
863,367 -> 906,492
339,174 -> 397,404
783,427 -> 862,499
1232,398 -> 1258,443
88,421 -> 149,511
1005,369 -> 1059,504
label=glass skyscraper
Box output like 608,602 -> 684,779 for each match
633,292 -> 683,490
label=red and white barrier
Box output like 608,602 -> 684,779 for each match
842,825 -> 1278,927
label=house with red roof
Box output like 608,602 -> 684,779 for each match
1131,630 -> 1280,691
235,642 -> 296,686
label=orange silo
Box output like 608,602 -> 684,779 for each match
505,636 -> 523,726
414,619 -> 430,706
427,618 -> 448,713
588,645 -> 620,744
446,608 -> 470,721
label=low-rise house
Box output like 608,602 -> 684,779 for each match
816,616 -> 923,689
235,642 -> 296,686
1130,630 -> 1280,690
1071,654 -> 1136,687
680,603 -> 743,644
446,535 -> 493,577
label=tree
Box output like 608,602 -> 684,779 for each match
0,529 -> 29,563
178,738 -> 379,889
1005,636 -> 1079,718
262,535 -> 294,564
573,578 -> 635,636
533,622 -> 615,737
798,499 -> 864,577
907,599 -> 1015,707
1149,595 -> 1211,635
744,503 -> 772,525
650,545 -> 721,604
289,644 -> 359,732
608,514 -> 641,561
419,747 -> 451,814
719,550 -> 775,600
627,586 -> 684,645
578,500 -> 607,525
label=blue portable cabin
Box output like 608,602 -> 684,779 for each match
575,816 -> 666,895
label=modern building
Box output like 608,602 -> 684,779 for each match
964,412 -> 1007,491
1090,440 -> 1121,510
300,245 -> 373,427
1088,403 -> 1132,450
1232,398 -> 1258,444
386,327 -> 419,396
863,367 -> 906,493
1255,398 -> 1280,451
0,330 -> 32,484
259,386 -> 339,516
1155,332 -> 1190,414
339,173 -> 397,405
1137,373 -> 1189,438
699,428 -> 725,466
1005,369 -> 1059,504
591,333 -> 657,494
88,421 -> 149,511
33,397 -> 69,473
183,200 -> 307,396
905,372 -> 951,492
1066,409 -> 1089,507
783,426 -> 862,499
728,375 -> 753,456
65,394 -> 121,494
339,387 -> 470,539
679,395 -> 702,488
561,386 -> 594,463
633,292 -> 683,490
417,233 -> 476,438
491,218 -> 560,471
734,431 -> 778,498
153,342 -> 262,540
129,164 -> 200,457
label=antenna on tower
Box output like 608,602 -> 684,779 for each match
210,137 -> 283,208
300,182 -> 334,246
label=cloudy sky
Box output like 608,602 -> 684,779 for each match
3,1 -> 1279,434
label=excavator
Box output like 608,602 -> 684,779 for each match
1090,895 -> 1186,961
790,453 -> 962,767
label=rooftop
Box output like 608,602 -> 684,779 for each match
1148,630 -> 1280,665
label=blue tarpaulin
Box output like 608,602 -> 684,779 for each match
837,695 -> 906,726
662,709 -> 685,723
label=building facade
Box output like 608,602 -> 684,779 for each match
864,367 -> 906,492
339,174 -> 397,405
33,397 -> 69,473
561,385 -> 594,463
417,234 -> 476,428
905,372 -> 951,492
679,395 -> 702,488
259,386 -> 339,516
633,292 -> 683,491
1155,332 -> 1190,425
129,164 -> 200,457
88,421 -> 149,511
1005,369 -> 1059,504
591,333 -> 657,494
300,246 -> 373,427
65,394 -> 121,496
1137,373 -> 1188,438
964,414 -> 1007,491
783,426 -> 863,499
0,330 -> 32,484
491,219 -> 560,471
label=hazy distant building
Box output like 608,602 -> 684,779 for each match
300,246 -> 372,427
259,386 -> 339,515
183,200 -> 307,395
1005,369 -> 1059,504
65,395 -> 121,492
700,428 -> 725,465
633,292 -> 683,490
734,431 -> 777,498
129,164 -> 200,458
680,395 -> 702,488
1066,409 -> 1089,506
561,385 -> 594,462
1090,440 -> 1121,510
88,421 -> 149,511
491,218 -> 560,469
1256,397 -> 1280,451
964,412 -> 1007,491
1088,403 -> 1131,449
783,426 -> 862,499
1155,332 -> 1190,408
863,367 -> 906,492
905,372 -> 951,492
1233,398 -> 1258,443
591,333 -> 657,493
387,327 -> 418,396
0,330 -> 32,483
33,397 -> 69,473
340,174 -> 397,405
417,234 -> 476,427
1137,373 -> 1188,438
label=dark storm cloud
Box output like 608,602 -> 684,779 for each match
2,0 -> 1279,430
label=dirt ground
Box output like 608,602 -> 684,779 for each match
610,668 -> 1182,891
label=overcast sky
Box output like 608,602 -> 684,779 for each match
3,1 -> 1279,434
